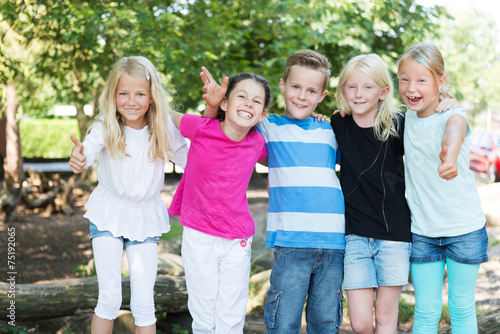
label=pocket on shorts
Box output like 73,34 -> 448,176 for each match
345,234 -> 357,242
458,225 -> 487,243
264,286 -> 282,328
273,246 -> 293,259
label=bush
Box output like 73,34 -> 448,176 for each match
20,118 -> 79,159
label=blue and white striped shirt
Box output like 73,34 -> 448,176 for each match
258,115 -> 345,249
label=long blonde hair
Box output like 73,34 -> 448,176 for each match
397,42 -> 455,99
96,56 -> 174,161
336,54 -> 400,141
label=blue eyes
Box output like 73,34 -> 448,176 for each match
348,86 -> 372,89
118,92 -> 147,97
292,85 -> 317,94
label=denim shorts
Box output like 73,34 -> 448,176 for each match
343,234 -> 411,290
89,223 -> 159,247
410,225 -> 488,265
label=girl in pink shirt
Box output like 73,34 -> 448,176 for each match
169,70 -> 270,333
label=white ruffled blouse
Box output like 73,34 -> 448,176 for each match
82,117 -> 188,241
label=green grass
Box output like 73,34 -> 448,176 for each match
398,298 -> 415,323
0,323 -> 30,333
161,217 -> 183,240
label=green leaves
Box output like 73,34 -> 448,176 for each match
0,0 -> 447,123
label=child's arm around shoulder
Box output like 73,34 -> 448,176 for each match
436,97 -> 461,112
437,113 -> 467,180
311,112 -> 330,123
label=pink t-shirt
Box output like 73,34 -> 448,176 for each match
168,114 -> 267,239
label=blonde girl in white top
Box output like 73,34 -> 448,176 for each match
69,56 -> 188,334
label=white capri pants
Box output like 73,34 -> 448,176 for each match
92,236 -> 159,327
182,227 -> 252,334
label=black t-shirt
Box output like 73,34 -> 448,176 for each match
331,112 -> 411,242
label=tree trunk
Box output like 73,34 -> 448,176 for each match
0,275 -> 188,322
2,82 -> 23,221
4,82 -> 23,184
75,101 -> 91,142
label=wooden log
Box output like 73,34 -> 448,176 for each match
0,275 -> 188,322
16,172 -> 77,215
20,189 -> 57,208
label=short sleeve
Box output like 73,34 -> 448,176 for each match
330,112 -> 344,134
257,117 -> 269,142
394,113 -> 405,154
180,114 -> 204,139
82,122 -> 105,168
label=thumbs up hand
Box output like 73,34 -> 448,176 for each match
437,146 -> 458,180
69,135 -> 87,174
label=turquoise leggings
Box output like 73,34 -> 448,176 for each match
411,259 -> 480,334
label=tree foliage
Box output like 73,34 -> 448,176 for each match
426,3 -> 500,125
1,0 -> 449,135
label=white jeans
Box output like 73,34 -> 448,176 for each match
92,236 -> 158,326
182,227 -> 252,334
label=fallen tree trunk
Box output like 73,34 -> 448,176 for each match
0,275 -> 188,322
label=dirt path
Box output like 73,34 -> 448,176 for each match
0,194 -> 92,284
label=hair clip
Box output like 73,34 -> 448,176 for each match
417,55 -> 428,63
145,70 -> 150,80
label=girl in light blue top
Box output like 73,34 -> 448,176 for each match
398,42 -> 488,334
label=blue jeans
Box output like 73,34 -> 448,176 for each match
264,247 -> 344,334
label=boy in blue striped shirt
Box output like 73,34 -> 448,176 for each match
259,50 -> 345,334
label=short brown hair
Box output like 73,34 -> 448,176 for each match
283,50 -> 331,91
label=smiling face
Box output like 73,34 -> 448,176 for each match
398,59 -> 446,118
220,78 -> 268,139
343,68 -> 388,127
115,72 -> 153,129
281,65 -> 328,120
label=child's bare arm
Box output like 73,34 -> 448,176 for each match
170,111 -> 183,129
200,66 -> 228,119
437,115 -> 467,180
